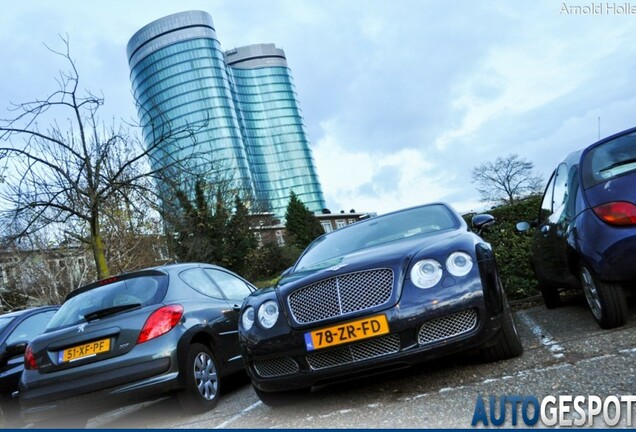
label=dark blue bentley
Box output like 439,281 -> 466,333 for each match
239,202 -> 522,405
518,126 -> 636,329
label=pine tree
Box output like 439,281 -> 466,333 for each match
226,195 -> 258,275
284,191 -> 324,250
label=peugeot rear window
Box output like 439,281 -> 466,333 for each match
582,131 -> 636,188
46,273 -> 168,331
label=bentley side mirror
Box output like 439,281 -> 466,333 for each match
471,214 -> 495,235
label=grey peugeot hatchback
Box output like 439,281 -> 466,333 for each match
17,263 -> 254,426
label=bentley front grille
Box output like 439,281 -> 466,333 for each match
288,268 -> 394,324
417,309 -> 478,345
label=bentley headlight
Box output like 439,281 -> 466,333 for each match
241,306 -> 254,331
446,252 -> 473,277
411,259 -> 443,289
258,301 -> 279,329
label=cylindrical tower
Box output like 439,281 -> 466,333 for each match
226,44 -> 326,216
127,11 -> 254,199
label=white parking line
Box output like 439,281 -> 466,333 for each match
214,400 -> 262,429
516,310 -> 566,359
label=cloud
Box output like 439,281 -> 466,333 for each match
3,1 -> 636,217
313,120 -> 458,214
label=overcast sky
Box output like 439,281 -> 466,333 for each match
2,0 -> 636,215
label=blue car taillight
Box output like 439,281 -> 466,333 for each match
592,201 -> 636,226
24,344 -> 37,370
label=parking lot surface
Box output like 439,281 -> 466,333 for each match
75,294 -> 636,428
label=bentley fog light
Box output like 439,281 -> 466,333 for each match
411,259 -> 443,289
446,252 -> 473,277
258,301 -> 279,329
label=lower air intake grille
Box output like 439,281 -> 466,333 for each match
253,356 -> 299,378
306,334 -> 400,370
417,309 -> 478,345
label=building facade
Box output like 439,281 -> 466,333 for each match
315,211 -> 375,234
127,11 -> 325,219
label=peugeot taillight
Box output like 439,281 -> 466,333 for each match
592,201 -> 636,226
24,344 -> 37,370
137,305 -> 183,344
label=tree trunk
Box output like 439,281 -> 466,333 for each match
90,215 -> 110,279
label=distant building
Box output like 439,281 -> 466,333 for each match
0,237 -> 172,311
316,210 -> 375,233
249,212 -> 287,247
0,241 -> 87,310
248,209 -> 373,248
127,10 -> 325,219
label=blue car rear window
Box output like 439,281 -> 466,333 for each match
46,274 -> 168,331
582,131 -> 636,188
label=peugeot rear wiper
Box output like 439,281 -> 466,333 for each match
84,303 -> 142,322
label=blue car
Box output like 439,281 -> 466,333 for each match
239,203 -> 522,406
518,126 -> 636,329
0,306 -> 58,425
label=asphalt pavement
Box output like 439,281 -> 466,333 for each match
84,291 -> 636,429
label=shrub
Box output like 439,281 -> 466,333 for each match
464,195 -> 541,300
244,242 -> 301,284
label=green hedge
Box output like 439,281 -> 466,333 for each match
463,195 -> 541,300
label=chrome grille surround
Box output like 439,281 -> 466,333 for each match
417,309 -> 478,345
306,334 -> 401,370
287,268 -> 394,324
253,356 -> 299,378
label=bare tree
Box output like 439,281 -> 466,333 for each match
100,198 -> 171,275
471,153 -> 543,205
0,36 -> 206,279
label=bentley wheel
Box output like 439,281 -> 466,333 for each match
178,343 -> 221,413
579,265 -> 627,329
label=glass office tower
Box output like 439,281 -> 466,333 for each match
127,11 -> 325,218
226,44 -> 325,217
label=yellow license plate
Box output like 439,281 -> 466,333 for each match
60,338 -> 111,362
304,315 -> 389,351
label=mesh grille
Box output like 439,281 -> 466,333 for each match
417,309 -> 478,345
288,269 -> 394,324
306,334 -> 400,370
253,356 -> 299,378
